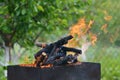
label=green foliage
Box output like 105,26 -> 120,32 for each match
19,46 -> 38,64
84,0 -> 120,46
0,0 -> 92,47
0,67 -> 6,80
115,40 -> 120,47
86,45 -> 120,80
0,0 -> 38,47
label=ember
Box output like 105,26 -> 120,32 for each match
20,63 -> 53,68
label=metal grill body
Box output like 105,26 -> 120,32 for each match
7,62 -> 100,80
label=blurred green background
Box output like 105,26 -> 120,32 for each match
0,0 -> 120,80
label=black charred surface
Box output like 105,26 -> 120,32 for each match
7,62 -> 101,80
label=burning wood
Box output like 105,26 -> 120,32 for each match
20,35 -> 82,68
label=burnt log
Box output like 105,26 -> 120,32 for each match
7,62 -> 101,80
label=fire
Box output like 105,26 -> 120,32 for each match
69,18 -> 94,37
20,62 -> 53,68
20,63 -> 36,67
69,18 -> 86,37
91,34 -> 97,45
67,18 -> 96,47
20,56 -> 53,68
20,18 -> 97,68
40,64 -> 53,68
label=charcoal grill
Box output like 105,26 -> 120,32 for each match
7,62 -> 100,80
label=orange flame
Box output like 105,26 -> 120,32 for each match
20,62 -> 53,69
40,64 -> 53,68
67,18 -> 96,47
91,34 -> 97,45
20,55 -> 53,68
20,63 -> 36,67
